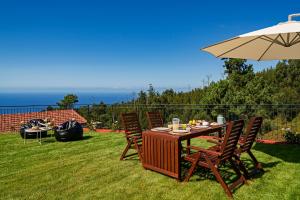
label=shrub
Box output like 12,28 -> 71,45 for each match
284,130 -> 300,144
111,121 -> 120,131
86,122 -> 96,131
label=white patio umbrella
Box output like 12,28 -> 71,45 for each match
202,14 -> 300,61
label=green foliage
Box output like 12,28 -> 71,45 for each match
57,94 -> 78,109
46,106 -> 54,111
223,58 -> 254,76
111,120 -> 120,131
76,59 -> 300,138
284,130 -> 300,144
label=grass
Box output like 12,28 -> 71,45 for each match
0,132 -> 300,200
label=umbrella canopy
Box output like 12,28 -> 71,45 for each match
202,14 -> 300,61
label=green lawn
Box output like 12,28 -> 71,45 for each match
0,132 -> 300,200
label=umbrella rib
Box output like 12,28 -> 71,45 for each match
260,37 -> 284,46
290,38 -> 300,46
289,33 -> 300,46
288,33 -> 300,45
216,36 -> 262,58
260,37 -> 274,43
202,37 -> 240,50
278,34 -> 288,47
258,35 -> 280,61
261,35 -> 286,47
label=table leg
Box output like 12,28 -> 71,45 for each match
39,131 -> 42,145
178,140 -> 182,181
186,139 -> 191,155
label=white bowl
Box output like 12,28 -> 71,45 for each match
202,121 -> 210,126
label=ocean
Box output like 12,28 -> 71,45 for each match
0,92 -> 135,106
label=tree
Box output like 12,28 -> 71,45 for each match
57,94 -> 79,109
223,58 -> 254,76
146,84 -> 159,104
46,106 -> 54,111
136,90 -> 147,104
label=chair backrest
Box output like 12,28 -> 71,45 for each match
146,111 -> 164,129
121,112 -> 142,137
219,119 -> 244,161
240,117 -> 263,152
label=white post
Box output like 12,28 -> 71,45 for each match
288,13 -> 300,21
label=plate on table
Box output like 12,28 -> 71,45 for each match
151,127 -> 171,132
172,129 -> 189,134
210,122 -> 219,126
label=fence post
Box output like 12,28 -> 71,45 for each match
87,105 -> 91,123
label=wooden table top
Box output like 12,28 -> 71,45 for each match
143,125 -> 223,141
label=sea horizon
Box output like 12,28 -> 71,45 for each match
0,86 -> 193,106
0,91 -> 136,106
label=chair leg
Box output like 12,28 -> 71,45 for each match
229,158 -> 247,186
120,141 -> 132,160
229,158 -> 242,176
205,156 -> 233,198
133,140 -> 143,161
233,154 -> 250,179
184,153 -> 201,182
247,150 -> 263,171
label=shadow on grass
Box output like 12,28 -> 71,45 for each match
253,143 -> 300,163
180,158 -> 280,184
62,135 -> 93,142
43,135 -> 93,143
82,135 -> 93,140
239,158 -> 281,179
42,139 -> 57,144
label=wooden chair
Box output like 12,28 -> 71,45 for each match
208,117 -> 263,178
184,120 -> 246,198
235,116 -> 263,178
146,111 -> 164,129
120,112 -> 143,161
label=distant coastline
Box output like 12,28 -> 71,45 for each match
0,86 -> 193,106
0,92 -> 136,106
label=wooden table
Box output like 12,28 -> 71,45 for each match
142,126 -> 222,181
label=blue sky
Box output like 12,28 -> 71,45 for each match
0,0 -> 298,92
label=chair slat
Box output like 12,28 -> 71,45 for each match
120,112 -> 143,161
240,117 -> 263,152
220,120 -> 244,161
236,117 -> 264,178
146,112 -> 164,129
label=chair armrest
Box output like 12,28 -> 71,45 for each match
190,146 -> 221,156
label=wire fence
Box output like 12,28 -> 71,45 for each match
1,104 -> 300,141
